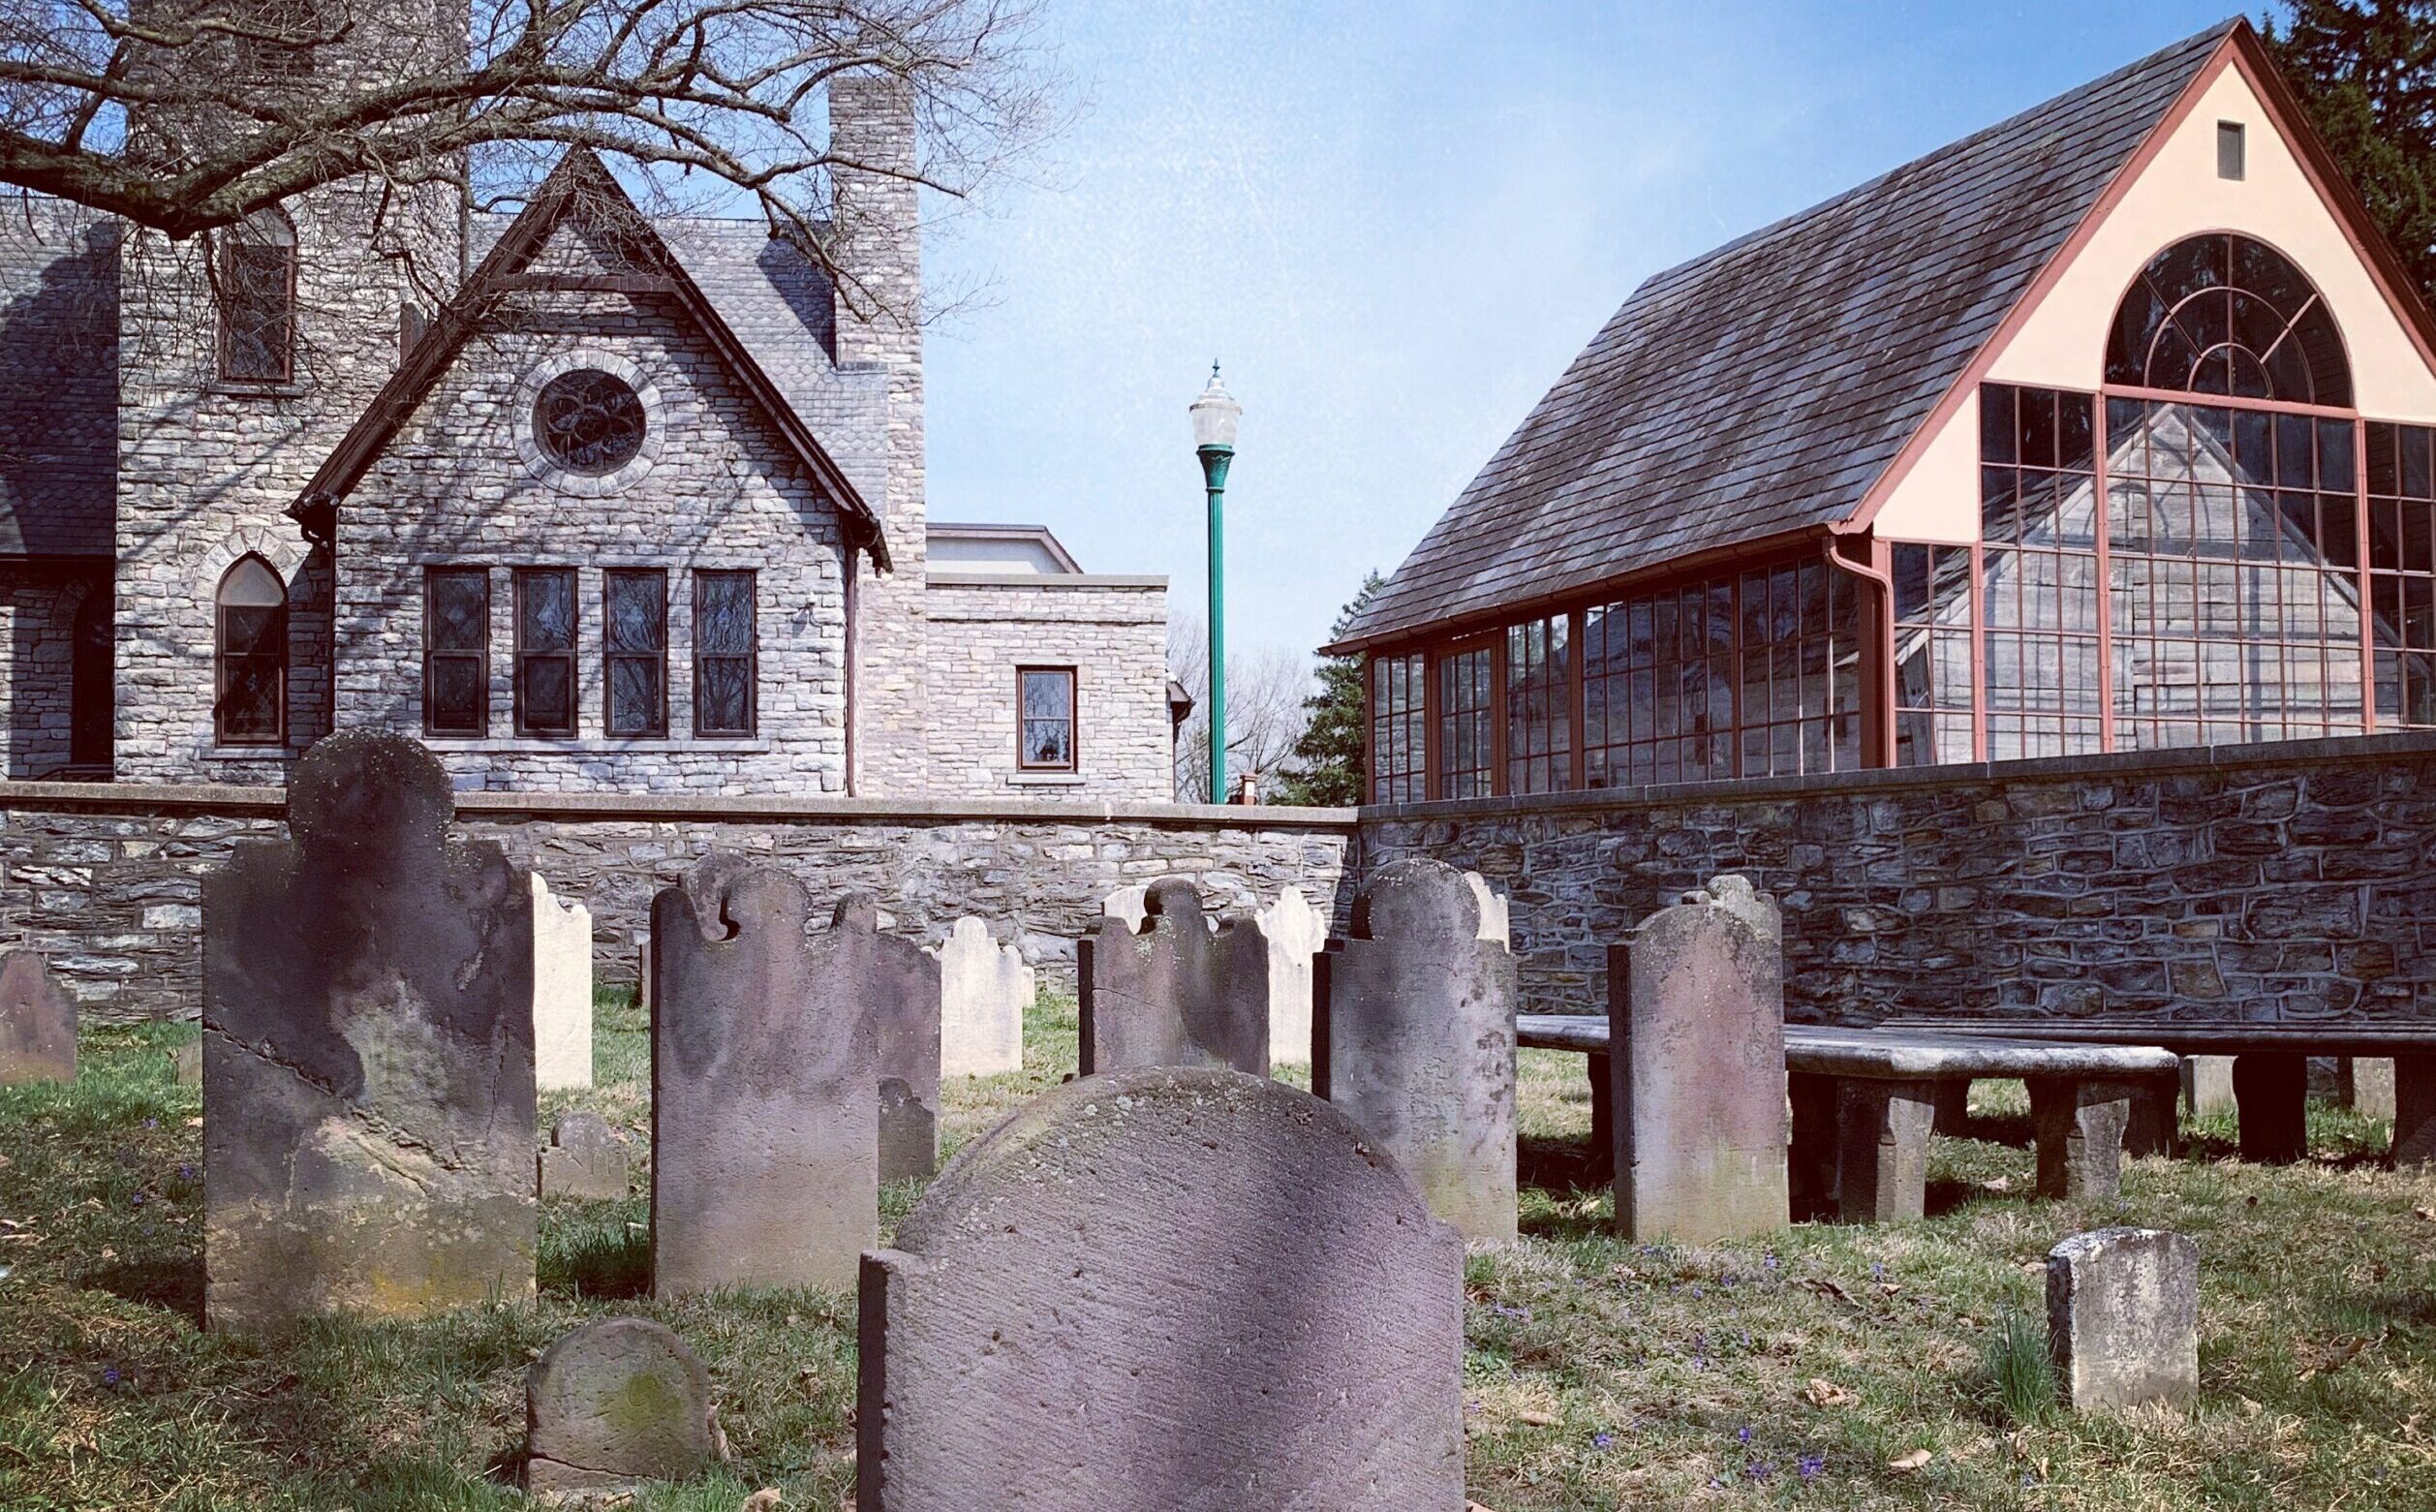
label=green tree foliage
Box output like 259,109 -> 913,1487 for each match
1275,572 -> 1384,808
2266,1 -> 2436,308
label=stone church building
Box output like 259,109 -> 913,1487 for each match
0,79 -> 1178,800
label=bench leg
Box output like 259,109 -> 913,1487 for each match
1787,1071 -> 1838,1215
2182,1055 -> 2236,1118
2028,1076 -> 2132,1200
2234,1052 -> 2308,1164
1587,1051 -> 1614,1180
1929,1078 -> 1970,1135
2395,1056 -> 2436,1167
1835,1078 -> 1935,1223
2124,1067 -> 2181,1158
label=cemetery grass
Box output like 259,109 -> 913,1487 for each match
0,1015 -> 2424,1509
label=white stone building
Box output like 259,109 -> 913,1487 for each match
0,81 -> 1182,801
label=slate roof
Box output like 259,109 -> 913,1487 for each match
1334,20 -> 2240,652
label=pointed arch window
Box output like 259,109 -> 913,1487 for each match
2104,232 -> 2351,406
217,210 -> 296,385
215,555 -> 287,746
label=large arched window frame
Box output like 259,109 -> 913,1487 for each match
215,208 -> 297,385
215,554 -> 288,747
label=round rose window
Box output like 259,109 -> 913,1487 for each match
532,368 -> 647,476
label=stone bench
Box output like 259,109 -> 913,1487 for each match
1517,1015 -> 2180,1222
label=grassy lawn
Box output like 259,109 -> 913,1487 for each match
0,1000 -> 2430,1509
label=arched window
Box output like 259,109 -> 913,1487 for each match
215,555 -> 287,746
216,209 -> 296,385
2105,232 -> 2351,406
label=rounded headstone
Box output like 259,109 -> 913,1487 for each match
527,1316 -> 716,1495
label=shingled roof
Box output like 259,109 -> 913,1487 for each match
1334,19 -> 2241,652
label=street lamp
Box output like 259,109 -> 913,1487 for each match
1189,363 -> 1242,805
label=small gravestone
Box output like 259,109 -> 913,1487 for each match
1609,875 -> 1788,1243
2182,1055 -> 2235,1117
2397,1057 -> 2436,1166
1257,885 -> 1327,1065
202,731 -> 536,1331
1101,884 -> 1149,936
857,1066 -> 1465,1510
1463,872 -> 1510,946
824,893 -> 942,1181
534,874 -> 594,1092
0,949 -> 76,1085
651,854 -> 876,1294
1078,879 -> 1268,1076
2344,1057 -> 2397,1121
933,916 -> 1028,1078
2047,1227 -> 2199,1413
1314,857 -> 1517,1242
527,1317 -> 717,1497
540,1112 -> 630,1200
172,1039 -> 201,1086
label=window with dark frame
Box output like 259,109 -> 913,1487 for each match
217,212 -> 296,385
513,568 -> 578,737
603,569 -> 668,737
2367,421 -> 2436,729
2217,120 -> 2245,180
423,568 -> 490,736
1893,542 -> 1976,767
693,570 -> 757,736
1368,651 -> 1427,803
1018,666 -> 1077,770
215,555 -> 286,746
1503,615 -> 1572,794
1434,643 -> 1495,798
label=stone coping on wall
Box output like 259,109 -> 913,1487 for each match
1361,729 -> 2436,822
0,777 -> 1356,831
926,571 -> 1169,590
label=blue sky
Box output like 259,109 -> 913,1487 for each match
920,1 -> 2253,660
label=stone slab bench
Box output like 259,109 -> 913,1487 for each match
1517,1015 -> 2180,1223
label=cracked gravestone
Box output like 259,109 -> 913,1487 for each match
651,854 -> 876,1294
534,873 -> 594,1092
823,893 -> 942,1182
2047,1227 -> 2199,1412
1077,879 -> 1268,1076
527,1316 -> 717,1497
934,916 -> 1028,1078
0,949 -> 75,1086
857,1066 -> 1465,1511
1313,857 -> 1517,1242
1257,885 -> 1327,1065
201,730 -> 536,1331
540,1112 -> 630,1200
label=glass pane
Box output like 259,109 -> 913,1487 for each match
430,571 -> 487,651
430,659 -> 481,730
223,657 -> 280,737
1022,671 -> 1073,721
699,659 -> 750,731
523,658 -> 572,730
609,658 -> 663,735
220,603 -> 281,655
696,572 -> 754,654
1023,719 -> 1071,766
606,572 -> 664,652
520,571 -> 575,652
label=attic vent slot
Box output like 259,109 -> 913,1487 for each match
2217,120 -> 2245,181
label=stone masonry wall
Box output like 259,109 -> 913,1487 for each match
1363,731 -> 2436,1030
0,566 -> 101,779
926,576 -> 1173,801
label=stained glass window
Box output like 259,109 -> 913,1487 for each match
217,212 -> 295,385
215,555 -> 285,746
534,370 -> 647,476
693,570 -> 756,736
514,568 -> 578,737
604,569 -> 666,737
423,568 -> 489,735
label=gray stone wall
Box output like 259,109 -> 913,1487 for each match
926,575 -> 1173,800
1363,732 -> 2436,1029
0,565 -> 101,778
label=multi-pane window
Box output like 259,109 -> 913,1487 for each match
1435,643 -> 1494,799
1893,543 -> 1975,767
217,211 -> 296,385
603,569 -> 667,737
214,554 -> 286,746
1739,557 -> 1859,777
1369,652 -> 1426,803
423,568 -> 489,735
2368,422 -> 2436,728
2105,232 -> 2350,406
513,568 -> 578,737
1018,667 -> 1076,770
693,570 -> 756,736
1584,577 -> 1734,787
1980,383 -> 2104,757
1503,616 -> 1571,793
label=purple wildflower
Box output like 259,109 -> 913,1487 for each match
101,1367 -> 120,1387
1738,1425 -> 1753,1444
1799,1453 -> 1827,1481
1591,1431 -> 1614,1451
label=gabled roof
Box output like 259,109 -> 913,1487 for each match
1333,20 -> 2242,652
297,151 -> 888,569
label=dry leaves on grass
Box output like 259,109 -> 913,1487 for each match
1804,1377 -> 1858,1407
1888,1448 -> 1934,1473
739,1491 -> 782,1511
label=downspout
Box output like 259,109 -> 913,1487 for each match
1822,527 -> 1897,768
843,540 -> 860,797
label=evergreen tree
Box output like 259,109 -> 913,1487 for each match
2266,1 -> 2436,308
1276,572 -> 1384,807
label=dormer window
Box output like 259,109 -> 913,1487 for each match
217,209 -> 296,385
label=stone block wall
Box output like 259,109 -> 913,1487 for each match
0,566 -> 103,778
1362,732 -> 2436,1029
925,574 -> 1173,800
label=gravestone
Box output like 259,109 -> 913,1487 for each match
634,931 -> 651,1012
539,1112 -> 630,1200
1101,884 -> 1149,936
1077,879 -> 1268,1076
2343,1057 -> 2397,1121
0,949 -> 76,1085
1258,885 -> 1326,1065
1313,857 -> 1517,1242
534,873 -> 595,1092
857,1066 -> 1465,1511
172,1039 -> 200,1087
651,854 -> 876,1294
1463,872 -> 1510,946
2046,1227 -> 2200,1413
2182,1055 -> 2235,1117
2397,1057 -> 2436,1166
934,916 -> 1029,1078
1609,876 -> 1788,1243
527,1317 -> 717,1497
825,893 -> 942,1181
202,731 -> 536,1331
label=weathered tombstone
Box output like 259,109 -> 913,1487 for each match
2046,1227 -> 2200,1413
172,1038 -> 201,1088
202,731 -> 536,1331
0,949 -> 76,1086
857,1066 -> 1465,1511
2396,1056 -> 2436,1166
1077,879 -> 1268,1076
539,1112 -> 630,1200
933,916 -> 1029,1078
1257,884 -> 1326,1065
1313,857 -> 1517,1242
2343,1057 -> 2397,1121
825,893 -> 942,1182
534,873 -> 595,1092
651,854 -> 876,1294
1609,875 -> 1788,1243
1100,884 -> 1149,936
2182,1055 -> 2236,1117
1462,871 -> 1510,946
527,1317 -> 717,1497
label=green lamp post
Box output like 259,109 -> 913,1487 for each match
1189,363 -> 1242,804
